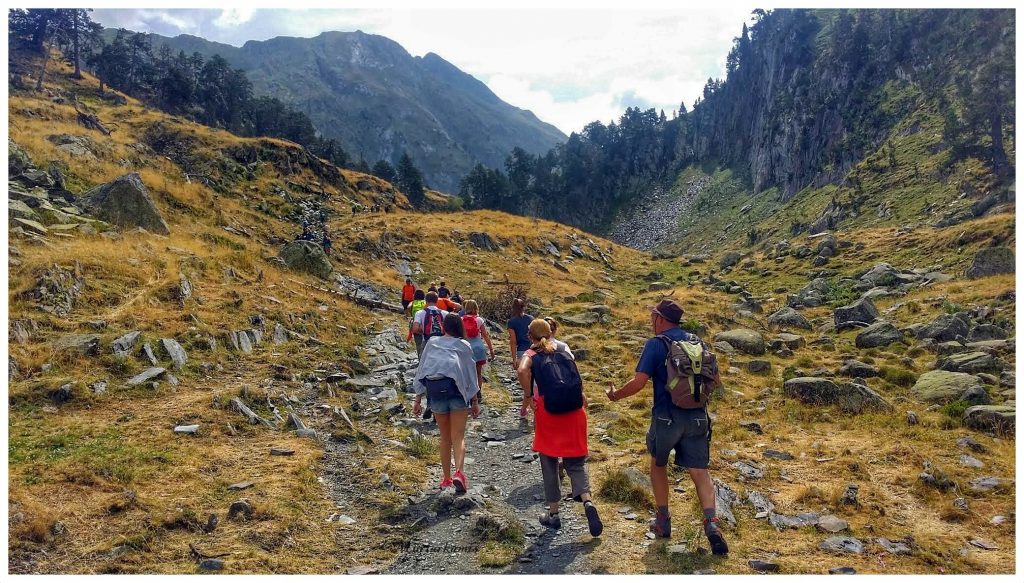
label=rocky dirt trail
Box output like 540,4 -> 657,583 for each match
383,355 -> 604,574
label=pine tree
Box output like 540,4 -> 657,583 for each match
396,152 -> 426,207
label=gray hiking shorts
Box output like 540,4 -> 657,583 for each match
646,407 -> 711,469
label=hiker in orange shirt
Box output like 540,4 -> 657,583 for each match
401,278 -> 417,314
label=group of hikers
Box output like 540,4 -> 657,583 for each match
402,276 -> 729,554
296,223 -> 333,256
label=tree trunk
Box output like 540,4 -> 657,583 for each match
72,11 -> 83,80
35,43 -> 52,91
990,112 -> 1008,177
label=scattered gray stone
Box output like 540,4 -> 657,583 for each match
959,454 -> 984,468
963,406 -> 1014,434
939,351 -> 1006,375
279,240 -> 332,280
270,448 -> 295,456
52,334 -> 100,355
127,367 -> 166,386
855,321 -> 903,348
969,476 -> 1004,493
839,484 -> 859,506
820,536 -> 865,554
713,329 -> 766,355
956,436 -> 986,453
917,314 -> 970,342
833,298 -> 878,330
875,538 -> 912,555
111,331 -> 141,357
968,538 -> 999,550
141,343 -> 158,366
160,338 -> 188,370
816,515 -> 849,533
198,559 -> 224,571
829,566 -> 856,574
748,560 -> 779,572
746,490 -> 774,514
174,425 -> 199,434
911,371 -> 989,405
739,420 -> 763,434
733,460 -> 765,480
839,360 -> 880,378
763,449 -> 794,461
227,481 -> 254,490
227,499 -> 253,519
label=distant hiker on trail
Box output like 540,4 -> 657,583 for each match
401,278 -> 417,313
451,290 -> 463,306
508,298 -> 534,409
412,313 -> 481,494
462,300 -> 496,397
297,225 -> 315,241
605,298 -> 728,555
411,291 -> 448,358
437,280 -> 451,299
321,232 -> 332,256
428,283 -> 438,294
518,318 -> 603,537
407,289 -> 427,356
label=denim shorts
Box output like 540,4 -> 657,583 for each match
646,407 -> 711,468
429,394 -> 469,414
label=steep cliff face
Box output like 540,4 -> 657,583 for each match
150,30 -> 566,192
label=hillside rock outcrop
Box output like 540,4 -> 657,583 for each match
79,173 -> 170,235
279,240 -> 332,280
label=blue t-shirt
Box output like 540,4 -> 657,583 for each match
507,314 -> 534,352
636,327 -> 695,412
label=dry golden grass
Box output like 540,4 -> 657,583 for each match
8,47 -> 1015,575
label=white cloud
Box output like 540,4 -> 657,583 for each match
214,8 -> 256,29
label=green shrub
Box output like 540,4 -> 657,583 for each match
942,300 -> 964,314
680,318 -> 707,336
782,365 -> 800,382
906,301 -> 921,314
881,366 -> 917,387
825,281 -> 858,307
940,399 -> 971,422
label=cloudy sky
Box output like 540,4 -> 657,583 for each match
92,5 -> 759,135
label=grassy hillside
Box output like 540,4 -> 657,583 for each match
8,49 -> 1016,575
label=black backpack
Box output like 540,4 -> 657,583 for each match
531,350 -> 584,414
423,307 -> 444,338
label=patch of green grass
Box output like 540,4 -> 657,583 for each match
942,300 -> 964,314
881,366 -> 918,387
478,541 -> 522,568
405,431 -> 437,459
940,399 -> 971,423
825,280 -> 858,307
598,467 -> 653,509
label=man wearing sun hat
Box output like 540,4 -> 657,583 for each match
605,298 -> 728,556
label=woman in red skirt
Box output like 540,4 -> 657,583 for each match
517,318 -> 603,536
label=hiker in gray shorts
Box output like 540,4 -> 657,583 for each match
605,298 -> 728,555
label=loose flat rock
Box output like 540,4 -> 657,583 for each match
816,515 -> 849,533
939,351 -> 1006,375
714,329 -> 766,355
739,420 -> 763,434
876,538 -> 912,555
127,367 -> 166,386
968,539 -> 999,550
829,566 -> 857,574
855,321 -> 903,348
52,334 -> 100,355
969,476 -> 1004,492
733,460 -> 765,479
959,454 -> 984,468
198,559 -> 224,571
173,425 -> 199,434
270,448 -> 295,456
763,449 -> 794,461
820,536 -> 865,554
910,371 -> 989,405
748,560 -> 780,572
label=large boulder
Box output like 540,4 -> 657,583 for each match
910,370 -> 990,405
768,307 -> 812,330
833,298 -> 878,330
938,351 -> 1006,375
78,173 -> 170,235
968,324 -> 1007,342
720,251 -> 741,269
855,321 -> 903,348
714,329 -> 766,355
468,232 -> 498,251
279,240 -> 332,280
963,405 -> 1015,434
787,278 -> 830,308
965,247 -> 1014,279
783,377 -> 891,413
858,263 -> 900,288
916,313 -> 971,342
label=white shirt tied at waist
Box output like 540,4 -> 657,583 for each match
412,335 -> 480,402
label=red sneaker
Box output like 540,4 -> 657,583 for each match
453,470 -> 467,494
439,477 -> 454,489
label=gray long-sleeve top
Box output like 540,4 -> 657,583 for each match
412,335 -> 480,402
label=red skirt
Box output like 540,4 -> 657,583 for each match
532,395 -> 588,458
